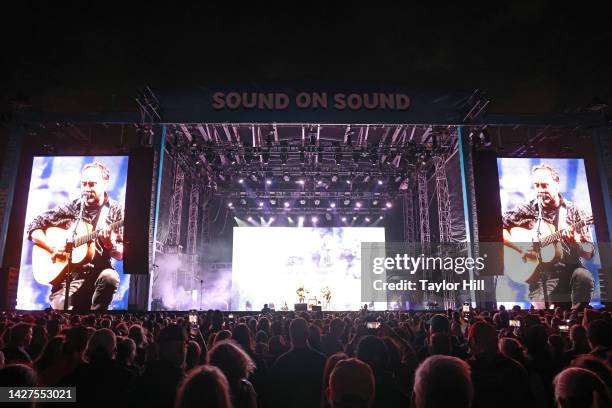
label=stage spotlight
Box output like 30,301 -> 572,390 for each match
355,202 -> 362,208
284,202 -> 290,208
297,179 -> 305,185
258,202 -> 264,207
270,199 -> 277,205
353,216 -> 358,220
341,217 -> 347,222
385,202 -> 392,208
379,216 -> 384,220
479,129 -> 492,147
346,179 -> 351,184
270,217 -> 275,222
283,173 -> 290,182
331,175 -> 339,183
372,199 -> 379,206
312,216 -> 318,224
343,199 -> 351,206
299,199 -> 307,205
238,178 -> 244,184
377,180 -> 383,185
317,180 -> 323,186
314,199 -> 321,206
247,216 -> 253,221
330,202 -> 336,208
266,179 -> 272,185
227,202 -> 233,208
365,217 -> 370,223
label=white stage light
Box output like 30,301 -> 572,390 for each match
266,179 -> 272,185
378,180 -> 384,185
312,217 -> 318,223
341,217 -> 347,222
238,179 -> 244,184
355,202 -> 362,208
284,202 -> 290,208
330,202 -> 336,208
365,217 -> 370,222
258,202 -> 264,207
227,202 -> 233,208
385,202 -> 392,208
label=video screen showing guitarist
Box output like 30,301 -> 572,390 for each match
502,164 -> 595,309
27,161 -> 124,311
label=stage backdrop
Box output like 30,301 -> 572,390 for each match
17,156 -> 130,310
231,227 -> 385,311
496,158 -> 601,307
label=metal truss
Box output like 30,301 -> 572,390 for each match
402,191 -> 415,243
433,156 -> 452,243
417,171 -> 430,243
186,184 -> 199,256
167,163 -> 185,248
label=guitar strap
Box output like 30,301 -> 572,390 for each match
92,204 -> 110,256
558,204 -> 568,230
558,204 -> 571,257
95,203 -> 110,230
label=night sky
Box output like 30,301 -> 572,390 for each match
2,3 -> 611,116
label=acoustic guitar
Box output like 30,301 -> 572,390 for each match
503,216 -> 593,283
32,220 -> 123,284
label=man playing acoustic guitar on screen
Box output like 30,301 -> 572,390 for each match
27,161 -> 124,311
502,164 -> 595,309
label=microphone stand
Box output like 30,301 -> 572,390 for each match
535,197 -> 549,309
63,195 -> 86,311
200,279 -> 203,311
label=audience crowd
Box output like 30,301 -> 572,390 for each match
0,305 -> 611,408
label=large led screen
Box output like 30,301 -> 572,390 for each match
231,227 -> 385,311
17,156 -> 130,310
496,158 -> 600,307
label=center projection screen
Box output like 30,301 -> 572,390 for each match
231,227 -> 385,311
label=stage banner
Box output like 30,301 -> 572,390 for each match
155,85 -> 470,124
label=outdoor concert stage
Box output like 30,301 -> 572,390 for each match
1,86 -> 611,312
